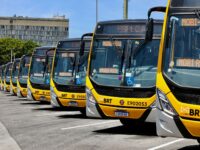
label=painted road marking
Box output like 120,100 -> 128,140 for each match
148,139 -> 185,150
35,111 -> 80,117
61,120 -> 119,130
0,121 -> 21,150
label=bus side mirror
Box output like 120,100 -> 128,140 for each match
145,18 -> 154,42
80,41 -> 85,56
80,33 -> 93,56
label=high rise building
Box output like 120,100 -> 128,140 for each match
0,15 -> 69,46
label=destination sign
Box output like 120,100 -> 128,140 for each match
171,0 -> 200,8
96,23 -> 162,35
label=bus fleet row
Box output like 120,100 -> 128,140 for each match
1,0 -> 200,144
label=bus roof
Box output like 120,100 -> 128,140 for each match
97,19 -> 163,25
57,38 -> 91,50
33,46 -> 56,56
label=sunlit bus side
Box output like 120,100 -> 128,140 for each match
50,38 -> 91,113
150,0 -> 200,144
27,47 -> 55,102
10,58 -> 21,95
17,55 -> 31,98
4,62 -> 13,92
80,19 -> 163,125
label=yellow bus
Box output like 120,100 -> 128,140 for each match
0,65 -> 3,90
80,19 -> 163,125
1,65 -> 6,91
148,0 -> 200,143
10,58 -> 20,95
17,55 -> 31,98
50,38 -> 91,113
27,47 -> 55,102
4,62 -> 13,92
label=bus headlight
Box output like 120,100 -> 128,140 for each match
157,89 -> 177,116
86,88 -> 96,104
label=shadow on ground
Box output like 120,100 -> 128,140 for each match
93,122 -> 157,136
178,144 -> 200,150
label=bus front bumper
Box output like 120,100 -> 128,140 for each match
156,109 -> 200,139
86,100 -> 156,122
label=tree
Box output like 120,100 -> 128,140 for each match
0,38 -> 39,65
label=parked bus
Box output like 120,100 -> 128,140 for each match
0,65 -> 3,90
145,0 -> 200,144
80,19 -> 163,125
10,58 -> 20,95
27,47 -> 55,102
50,38 -> 91,113
1,65 -> 6,91
4,62 -> 13,92
17,55 -> 31,98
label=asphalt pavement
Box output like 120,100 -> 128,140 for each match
0,91 -> 199,150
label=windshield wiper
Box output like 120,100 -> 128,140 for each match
109,36 -> 126,74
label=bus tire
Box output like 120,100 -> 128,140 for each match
197,139 -> 200,144
80,109 -> 86,115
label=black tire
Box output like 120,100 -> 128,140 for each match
197,139 -> 200,144
80,109 -> 86,115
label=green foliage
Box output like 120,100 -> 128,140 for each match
0,38 -> 39,65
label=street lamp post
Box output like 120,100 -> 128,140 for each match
96,0 -> 98,23
124,0 -> 128,19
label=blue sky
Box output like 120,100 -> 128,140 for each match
0,0 -> 167,37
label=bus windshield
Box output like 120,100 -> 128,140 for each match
30,56 -> 46,85
163,14 -> 200,88
53,51 -> 76,85
90,38 -> 159,88
19,56 -> 30,84
12,61 -> 20,84
6,64 -> 12,82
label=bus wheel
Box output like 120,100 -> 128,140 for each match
80,109 -> 86,115
197,139 -> 200,144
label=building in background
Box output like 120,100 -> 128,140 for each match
0,15 -> 69,46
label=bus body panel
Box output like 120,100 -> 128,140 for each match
27,47 -> 55,102
50,38 -> 91,109
86,19 -> 162,123
17,79 -> 27,97
156,0 -> 200,139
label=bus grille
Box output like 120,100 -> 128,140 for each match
30,82 -> 50,90
54,82 -> 85,93
91,80 -> 155,98
174,92 -> 200,105
19,82 -> 27,88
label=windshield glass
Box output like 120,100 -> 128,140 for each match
1,67 -> 5,80
53,51 -> 77,85
90,38 -> 155,87
12,61 -> 20,84
19,57 -> 30,84
29,56 -> 46,85
163,14 -> 200,88
6,64 -> 12,82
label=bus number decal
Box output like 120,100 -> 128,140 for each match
127,101 -> 147,107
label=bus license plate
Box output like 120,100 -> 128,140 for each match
115,111 -> 129,117
68,101 -> 78,107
